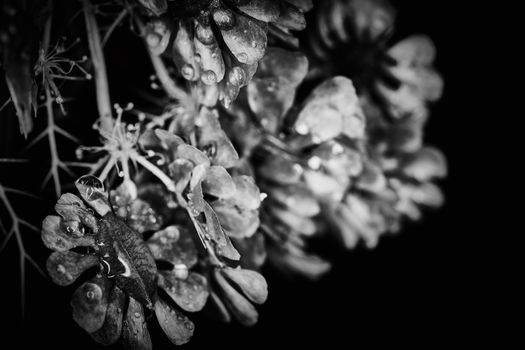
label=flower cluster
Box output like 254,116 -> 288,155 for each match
30,0 -> 447,348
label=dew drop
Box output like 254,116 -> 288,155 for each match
86,290 -> 95,299
181,64 -> 195,81
184,321 -> 194,330
295,123 -> 309,135
237,52 -> 248,64
134,312 -> 141,319
173,263 -> 189,280
228,66 -> 245,86
308,156 -> 322,170
251,40 -> 257,48
201,70 -> 217,85
57,264 -> 66,274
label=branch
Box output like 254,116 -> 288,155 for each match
0,184 -> 44,316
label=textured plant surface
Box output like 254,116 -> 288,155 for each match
0,0 -> 446,348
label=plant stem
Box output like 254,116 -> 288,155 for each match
83,0 -> 113,133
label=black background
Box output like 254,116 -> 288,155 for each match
0,1 -> 494,348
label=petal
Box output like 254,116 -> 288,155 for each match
227,0 -> 280,22
231,175 -> 261,210
400,147 -> 447,181
257,156 -> 303,185
55,193 -> 98,234
91,286 -> 126,345
169,158 -> 193,194
233,232 -> 267,270
389,35 -> 437,69
41,215 -> 95,251
356,161 -> 387,193
268,185 -> 320,217
217,13 -> 267,65
71,275 -> 110,333
175,144 -> 210,167
196,108 -> 239,168
160,271 -> 209,312
214,269 -> 259,326
172,21 -> 200,81
75,175 -> 111,217
47,251 -> 98,286
221,267 -> 268,304
154,298 -> 194,346
269,206 -> 317,236
202,166 -> 236,199
256,47 -> 308,84
122,297 -> 152,350
212,199 -> 260,238
148,225 -> 198,268
267,248 -> 331,280
203,202 -> 241,261
292,77 -> 365,147
193,18 -> 225,84
145,18 -> 171,55
136,0 -> 167,16
303,169 -> 345,202
127,199 -> 162,233
275,1 -> 306,30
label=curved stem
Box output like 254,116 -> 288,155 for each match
83,0 -> 113,133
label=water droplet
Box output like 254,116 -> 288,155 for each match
201,70 -> 217,84
55,96 -> 64,104
173,263 -> 189,280
260,193 -> 268,201
213,9 -> 236,29
332,143 -> 344,155
65,226 -> 74,234
237,52 -> 248,64
184,321 -> 194,330
228,66 -> 245,86
295,123 -> 309,135
308,156 -> 322,170
251,40 -> 257,48
86,290 -> 95,299
134,312 -> 141,319
181,64 -> 195,80
194,54 -> 202,63
57,264 -> 66,274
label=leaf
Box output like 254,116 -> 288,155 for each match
122,297 -> 152,350
154,298 -> 195,346
148,225 -> 198,268
221,267 -> 268,304
160,271 -> 209,312
47,251 -> 98,286
212,199 -> 260,238
230,175 -> 261,210
71,275 -> 111,333
99,214 -> 158,309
